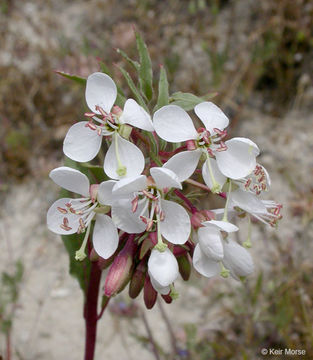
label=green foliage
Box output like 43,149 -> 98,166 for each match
117,65 -> 148,111
55,70 -> 86,85
155,65 -> 169,111
0,261 -> 24,335
135,31 -> 154,101
169,91 -> 216,111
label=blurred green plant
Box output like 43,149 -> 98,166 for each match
0,260 -> 24,359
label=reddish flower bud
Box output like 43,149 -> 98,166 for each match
89,184 -> 99,203
186,140 -> 197,151
177,254 -> 191,281
104,236 -> 137,297
111,105 -> 123,116
161,294 -> 173,304
191,210 -> 215,229
139,233 -> 157,259
89,248 -> 99,262
173,245 -> 187,257
129,259 -> 147,299
143,274 -> 157,310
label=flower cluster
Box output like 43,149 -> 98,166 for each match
47,72 -> 282,308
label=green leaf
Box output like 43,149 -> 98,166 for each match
116,48 -> 140,72
135,32 -> 153,101
117,65 -> 148,111
169,91 -> 218,111
155,65 -> 169,111
55,70 -> 86,85
98,61 -> 126,107
60,157 -> 92,295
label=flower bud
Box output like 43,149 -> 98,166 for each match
191,210 -> 215,229
104,237 -> 137,297
161,294 -> 173,304
186,140 -> 197,151
89,248 -> 99,262
177,254 -> 191,281
112,105 -> 123,116
139,233 -> 157,259
129,259 -> 147,299
143,274 -> 157,310
173,246 -> 187,257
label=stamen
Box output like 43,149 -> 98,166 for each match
57,207 -> 68,214
154,213 -> 168,252
132,196 -> 139,213
60,217 -> 72,231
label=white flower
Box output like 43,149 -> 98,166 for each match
63,72 -> 154,179
148,248 -> 179,294
230,189 -> 282,227
153,103 -> 259,193
47,166 -> 119,260
108,167 -> 191,248
193,220 -> 254,280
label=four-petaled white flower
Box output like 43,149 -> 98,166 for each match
47,166 -> 120,260
63,72 -> 154,179
153,102 -> 259,193
229,189 -> 282,227
101,167 -> 191,248
193,219 -> 254,280
148,248 -> 179,294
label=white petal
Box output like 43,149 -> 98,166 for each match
150,167 -> 182,190
193,244 -> 220,278
120,99 -> 154,131
194,102 -> 229,133
97,180 -> 118,206
112,175 -> 147,196
202,158 -> 227,190
215,137 -> 259,179
85,72 -> 117,114
153,105 -> 198,142
163,150 -> 201,182
159,200 -> 190,245
198,226 -> 224,261
93,214 -> 119,259
149,275 -> 170,295
47,198 -> 80,235
63,122 -> 102,162
111,198 -> 148,233
148,249 -> 179,287
202,220 -> 239,233
223,240 -> 254,279
231,189 -> 267,214
104,133 -> 145,180
49,166 -> 90,197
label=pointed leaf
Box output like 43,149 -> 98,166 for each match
55,70 -> 86,85
155,65 -> 169,111
170,91 -> 216,111
135,31 -> 153,101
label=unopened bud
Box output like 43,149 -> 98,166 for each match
161,294 -> 173,304
177,254 -> 191,281
104,237 -> 137,297
186,140 -> 197,151
173,246 -> 187,256
89,248 -> 99,262
112,105 -> 123,116
139,233 -> 157,259
89,184 -> 99,203
143,275 -> 157,310
129,259 -> 147,299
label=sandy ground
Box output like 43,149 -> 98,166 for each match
1,108 -> 312,359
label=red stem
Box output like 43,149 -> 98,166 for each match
84,260 -> 102,360
6,330 -> 11,360
174,189 -> 198,214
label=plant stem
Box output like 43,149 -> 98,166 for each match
141,311 -> 161,360
174,189 -> 198,214
84,259 -> 102,360
185,178 -> 227,198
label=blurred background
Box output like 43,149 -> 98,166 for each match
0,0 -> 313,359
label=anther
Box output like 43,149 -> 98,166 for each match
131,196 -> 139,213
57,207 -> 68,214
